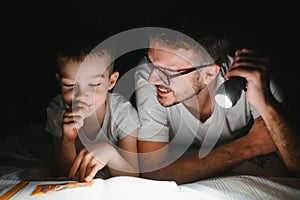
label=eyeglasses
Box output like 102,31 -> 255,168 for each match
144,53 -> 214,86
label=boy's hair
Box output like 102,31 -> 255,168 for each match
55,25 -> 115,75
56,38 -> 115,75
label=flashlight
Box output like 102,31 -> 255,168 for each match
215,76 -> 247,108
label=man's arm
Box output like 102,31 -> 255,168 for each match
255,98 -> 300,176
226,48 -> 300,177
138,117 -> 276,184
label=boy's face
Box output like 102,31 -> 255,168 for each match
56,57 -> 118,117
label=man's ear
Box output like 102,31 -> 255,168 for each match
108,71 -> 119,90
203,64 -> 220,84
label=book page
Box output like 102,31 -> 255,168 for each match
9,176 -> 199,200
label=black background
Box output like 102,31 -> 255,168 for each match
1,0 -> 299,136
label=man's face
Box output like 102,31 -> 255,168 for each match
147,44 -> 206,107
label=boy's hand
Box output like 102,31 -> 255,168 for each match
68,143 -> 114,182
62,101 -> 92,141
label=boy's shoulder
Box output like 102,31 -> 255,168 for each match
108,92 -> 136,111
108,92 -> 140,128
108,92 -> 131,104
47,93 -> 65,108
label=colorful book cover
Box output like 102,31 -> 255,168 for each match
31,181 -> 94,196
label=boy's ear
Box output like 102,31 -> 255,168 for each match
55,72 -> 61,82
202,64 -> 220,84
108,71 -> 119,90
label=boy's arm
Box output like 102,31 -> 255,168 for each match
52,134 -> 77,176
69,129 -> 140,181
107,128 -> 140,177
54,103 -> 87,177
138,117 -> 277,184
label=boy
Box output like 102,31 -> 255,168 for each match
45,36 -> 139,182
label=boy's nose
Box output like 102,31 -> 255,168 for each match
74,86 -> 91,101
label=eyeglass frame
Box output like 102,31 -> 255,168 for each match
144,52 -> 215,86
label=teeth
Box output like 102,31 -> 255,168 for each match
158,87 -> 169,92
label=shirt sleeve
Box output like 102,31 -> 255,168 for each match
44,95 -> 65,137
110,93 -> 140,140
134,60 -> 170,142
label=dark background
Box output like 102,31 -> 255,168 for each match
1,1 -> 299,137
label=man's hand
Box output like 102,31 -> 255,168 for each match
226,48 -> 271,109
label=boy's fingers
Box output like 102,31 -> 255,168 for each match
68,152 -> 84,179
72,101 -> 92,115
85,164 -> 105,182
64,107 -> 87,119
79,156 -> 91,181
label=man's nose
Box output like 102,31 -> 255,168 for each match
148,69 -> 163,85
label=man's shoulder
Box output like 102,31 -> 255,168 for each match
134,59 -> 151,79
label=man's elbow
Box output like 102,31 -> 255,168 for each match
288,166 -> 300,178
140,171 -> 164,181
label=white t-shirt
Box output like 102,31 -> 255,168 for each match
134,55 -> 288,176
134,56 -> 283,148
45,92 -> 140,152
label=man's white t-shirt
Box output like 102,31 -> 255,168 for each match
134,55 -> 288,176
134,56 -> 283,148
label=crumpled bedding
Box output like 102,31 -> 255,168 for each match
0,123 -> 59,181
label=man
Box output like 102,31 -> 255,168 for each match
134,30 -> 300,184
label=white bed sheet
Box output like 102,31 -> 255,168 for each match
181,175 -> 300,200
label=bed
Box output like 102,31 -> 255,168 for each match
1,123 -> 299,199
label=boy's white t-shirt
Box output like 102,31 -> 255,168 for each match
45,92 -> 140,152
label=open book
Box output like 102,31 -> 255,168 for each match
5,176 -> 202,200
